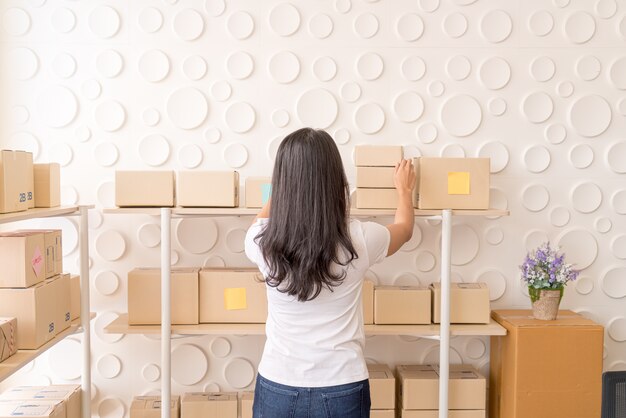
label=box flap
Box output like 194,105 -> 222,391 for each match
492,310 -> 601,328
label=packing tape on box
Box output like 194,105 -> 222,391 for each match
447,172 -> 470,195
261,183 -> 272,205
224,287 -> 247,310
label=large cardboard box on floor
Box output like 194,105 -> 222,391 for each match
431,282 -> 490,324
181,393 -> 237,418
362,280 -> 374,325
177,171 -> 239,208
0,399 -> 66,418
69,275 -> 80,320
416,158 -> 490,210
130,396 -> 180,418
240,392 -> 253,418
397,364 -> 486,410
115,170 -> 175,207
128,268 -> 199,325
0,232 -> 46,288
0,385 -> 81,418
401,410 -> 485,418
245,177 -> 271,208
34,163 -> 60,208
355,146 -> 403,167
17,230 -> 63,278
368,363 -> 395,410
199,268 -> 267,323
0,280 -> 57,349
0,150 -> 31,214
47,274 -> 71,333
490,310 -> 603,418
374,286 -> 431,325
0,317 -> 17,363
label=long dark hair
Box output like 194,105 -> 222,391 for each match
256,127 -> 358,301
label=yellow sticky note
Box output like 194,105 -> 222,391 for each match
448,172 -> 470,195
224,288 -> 247,310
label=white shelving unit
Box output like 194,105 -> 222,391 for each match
0,205 -> 93,418
104,206 -> 509,418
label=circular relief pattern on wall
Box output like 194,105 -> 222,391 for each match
210,337 -> 232,358
296,89 -> 338,129
528,10 -> 554,36
401,55 -> 426,81
485,226 -> 504,245
550,206 -> 570,227
94,142 -> 119,167
51,8 -> 76,33
569,95 -> 611,137
205,0 -> 226,17
224,358 -> 255,389
522,184 -> 550,212
465,338 -> 486,360
94,271 -> 120,296
478,141 -> 509,173
608,317 -> 626,342
82,79 -> 102,100
138,7 -> 163,33
488,97 -> 507,116
564,11 -> 596,44
401,225 -> 423,252
8,132 -> 40,159
138,134 -> 170,166
313,56 -> 337,82
545,124 -> 567,144
415,251 -> 436,272
477,270 -> 506,300
440,144 -> 466,158
440,94 -> 482,137
2,7 -> 31,36
37,86 -> 77,128
396,13 -> 424,41
595,0 -> 617,19
49,338 -> 82,379
142,364 -> 160,382
354,13 -> 379,39
333,128 -> 350,145
450,225 -> 479,266
224,143 -> 249,168
226,51 -> 254,79
49,143 -> 73,167
557,81 -> 574,98
210,81 -> 231,102
97,354 -> 122,379
95,230 -> 126,261
309,13 -> 333,39
446,55 -> 471,81
442,12 -> 468,38
340,82 -> 361,103
422,346 -> 463,365
173,9 -> 204,41
607,141 -> 626,173
52,53 -> 77,79
609,57 -> 626,90
182,55 -> 207,81
95,100 -> 126,132
393,91 -> 424,123
571,182 -> 602,213
611,235 -> 626,259
356,52 -> 384,81
88,6 -> 120,38
602,268 -> 626,298
226,229 -> 246,253
428,81 -> 445,97
595,217 -> 612,233
522,92 -> 553,123
525,229 -> 549,252
61,186 -> 78,205
96,49 -> 123,78
354,103 -> 385,134
480,10 -> 512,43
478,57 -> 511,90
177,218 -> 218,254
227,11 -> 254,40
268,51 -> 300,84
178,144 -> 203,169
334,0 -> 351,13
138,50 -> 170,82
137,223 -> 160,248
9,48 -> 38,81
523,145 -> 551,173
393,272 -> 421,286
172,344 -> 208,385
612,190 -> 626,214
269,3 -> 301,37
530,56 -> 555,82
576,55 -> 601,81
418,0 -> 440,12
556,229 -> 598,270
225,102 -> 256,133
204,256 -> 226,268
141,109 -> 160,127
272,109 -> 290,128
575,276 -> 593,295
166,87 -> 208,130
417,123 -> 438,144
569,144 -> 594,169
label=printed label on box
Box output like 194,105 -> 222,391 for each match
224,288 -> 247,310
447,172 -> 470,195
261,183 -> 272,205
14,405 -> 51,416
32,246 -> 44,277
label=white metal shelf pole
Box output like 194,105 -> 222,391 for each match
79,206 -> 91,418
439,209 -> 452,418
161,208 -> 172,418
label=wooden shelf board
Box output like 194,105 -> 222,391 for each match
0,206 -> 82,225
104,314 -> 506,337
0,314 -> 95,383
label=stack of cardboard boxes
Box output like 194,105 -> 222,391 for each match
369,364 -> 396,417
0,385 -> 81,418
129,393 -> 254,418
355,146 -> 404,209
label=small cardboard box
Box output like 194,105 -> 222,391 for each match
33,163 -> 60,209
0,150 -> 31,214
368,363 -> 395,410
356,166 -> 395,188
25,152 -> 34,209
199,268 -> 267,324
181,393 -> 237,418
177,171 -> 239,208
245,177 -> 271,208
130,396 -> 180,418
0,385 -> 81,418
17,230 -> 63,278
0,280 -> 57,348
356,189 -> 398,209
397,364 -> 486,410
0,232 -> 46,288
128,268 -> 199,325
490,310 -> 603,418
69,275 -> 80,320
401,410 -> 485,418
362,280 -> 374,325
431,283 -> 490,324
416,158 -> 490,210
115,171 -> 175,207
355,146 -> 403,167
371,411 -> 395,418
240,392 -> 253,418
374,286 -> 431,325
0,399 -> 66,418
47,274 -> 71,333
0,317 -> 17,363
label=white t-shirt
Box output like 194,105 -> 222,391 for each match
244,218 -> 390,387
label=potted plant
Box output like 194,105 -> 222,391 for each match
520,242 -> 579,320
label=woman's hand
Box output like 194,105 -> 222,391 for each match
393,159 -> 416,197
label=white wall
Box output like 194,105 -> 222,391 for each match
1,0 -> 625,415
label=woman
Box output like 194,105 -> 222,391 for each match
245,127 -> 416,418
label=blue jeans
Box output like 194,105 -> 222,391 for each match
253,373 -> 371,418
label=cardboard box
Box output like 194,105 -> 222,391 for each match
33,163 -> 60,208
69,275 -> 80,321
356,188 -> 398,209
401,410 -> 485,418
17,230 -> 63,278
374,286 -> 431,325
356,166 -> 395,188
199,268 -> 267,324
0,385 -> 81,418
130,396 -> 180,418
0,150 -> 31,214
416,158 -> 490,210
490,310 -> 603,418
0,232 -> 46,288
177,171 -> 239,208
431,282 -> 490,324
355,146 -> 403,167
115,171 -> 175,207
371,411 -> 395,418
397,364 -> 486,410
0,280 -> 57,348
0,399 -> 66,418
47,274 -> 71,333
181,393 -> 237,418
0,317 -> 17,363
25,152 -> 34,209
128,268 -> 199,325
362,280 -> 374,325
368,363 -> 395,410
245,177 -> 271,208
240,392 -> 253,418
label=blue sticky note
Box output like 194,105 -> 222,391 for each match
261,183 -> 272,204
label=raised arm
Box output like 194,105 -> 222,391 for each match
253,198 -> 271,224
386,159 -> 416,256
